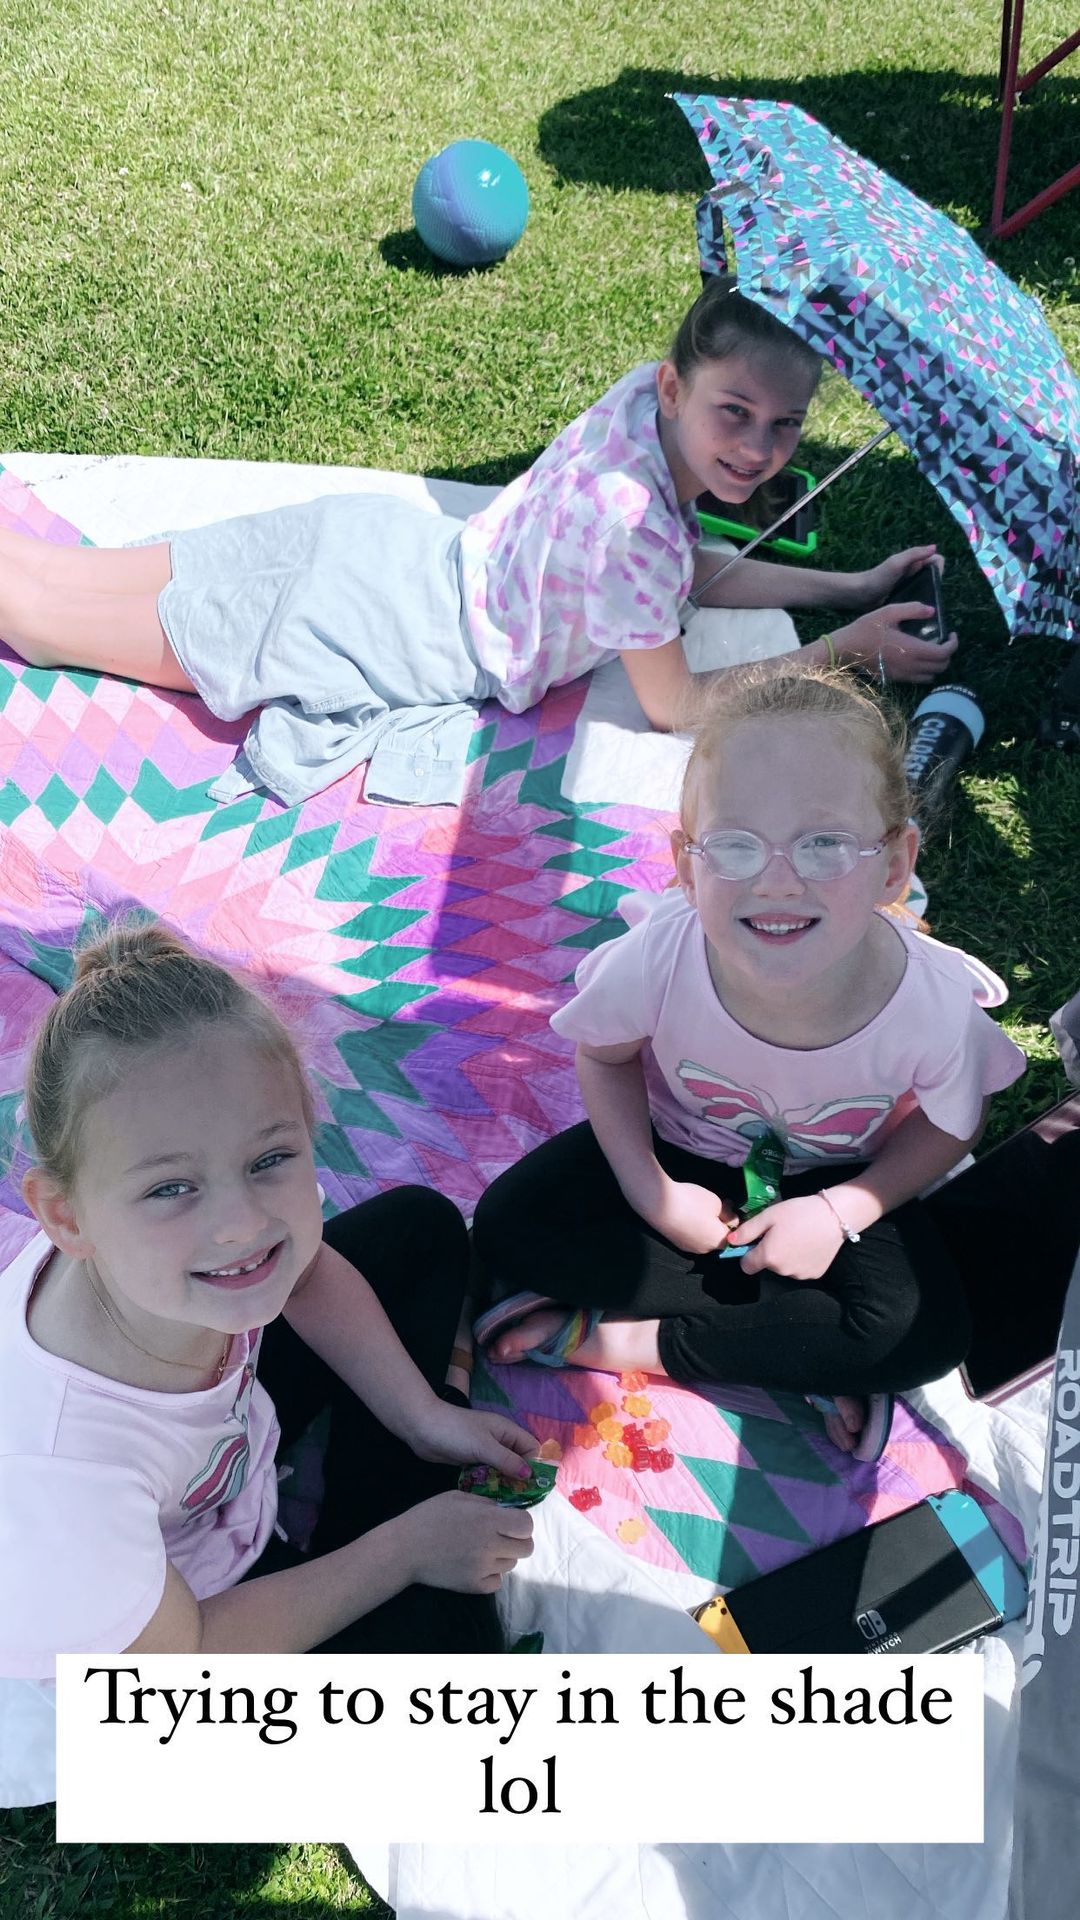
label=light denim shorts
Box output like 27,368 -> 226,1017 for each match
159,492 -> 495,721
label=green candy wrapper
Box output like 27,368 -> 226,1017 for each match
742,1127 -> 785,1216
458,1459 -> 558,1507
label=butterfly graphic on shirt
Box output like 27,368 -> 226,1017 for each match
675,1061 -> 896,1163
180,1356 -> 256,1519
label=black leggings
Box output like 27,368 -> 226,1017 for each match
249,1185 -> 503,1654
472,1124 -> 971,1397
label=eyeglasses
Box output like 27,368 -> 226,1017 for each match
682,829 -> 889,882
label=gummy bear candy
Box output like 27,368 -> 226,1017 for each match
603,1440 -> 633,1468
619,1370 -> 650,1392
537,1437 -> 563,1463
573,1422 -> 600,1450
589,1401 -> 616,1426
458,1459 -> 557,1507
622,1393 -> 652,1417
616,1516 -> 647,1544
570,1485 -> 602,1512
649,1447 -> 675,1472
596,1416 -> 623,1442
643,1418 -> 671,1446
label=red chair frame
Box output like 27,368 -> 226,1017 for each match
990,0 -> 1080,239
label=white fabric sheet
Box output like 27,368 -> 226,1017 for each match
379,1374 -> 1048,1920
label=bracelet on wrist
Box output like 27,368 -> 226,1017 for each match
817,1188 -> 861,1243
822,632 -> 837,669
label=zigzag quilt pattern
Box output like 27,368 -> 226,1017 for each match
0,467 -> 674,1218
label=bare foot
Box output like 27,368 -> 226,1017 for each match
488,1308 -> 567,1364
823,1393 -> 864,1453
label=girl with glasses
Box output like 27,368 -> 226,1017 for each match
472,667 -> 1023,1461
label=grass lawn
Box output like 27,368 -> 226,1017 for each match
0,0 -> 1077,1910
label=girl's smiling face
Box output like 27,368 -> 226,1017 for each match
59,1028 -> 325,1343
674,716 -> 918,1005
656,350 -> 814,506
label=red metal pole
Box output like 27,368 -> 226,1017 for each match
992,160 -> 1080,242
998,0 -> 1015,94
1017,26 -> 1080,92
990,0 -> 1026,237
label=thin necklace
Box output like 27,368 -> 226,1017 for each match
84,1262 -> 231,1385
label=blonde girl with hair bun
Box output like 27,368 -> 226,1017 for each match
1,922 -> 537,1698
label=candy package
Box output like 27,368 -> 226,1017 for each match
742,1127 -> 785,1215
458,1459 -> 558,1507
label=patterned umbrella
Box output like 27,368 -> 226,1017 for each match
675,95 -> 1079,644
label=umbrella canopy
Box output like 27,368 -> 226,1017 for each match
675,95 -> 1079,645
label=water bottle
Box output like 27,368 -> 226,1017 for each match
904,685 -> 985,808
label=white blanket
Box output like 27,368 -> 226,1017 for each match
381,1371 -> 1049,1920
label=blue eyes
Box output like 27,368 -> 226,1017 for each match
253,1151 -> 295,1174
144,1151 -> 296,1200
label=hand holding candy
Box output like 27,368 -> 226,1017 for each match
718,1128 -> 784,1259
727,1194 -> 846,1280
402,1491 -> 534,1593
459,1458 -> 558,1508
412,1401 -> 537,1479
646,1176 -> 739,1255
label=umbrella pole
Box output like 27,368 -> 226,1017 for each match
688,423 -> 895,608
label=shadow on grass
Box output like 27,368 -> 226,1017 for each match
379,227 -> 501,279
425,445 -> 545,489
537,64 -> 1080,283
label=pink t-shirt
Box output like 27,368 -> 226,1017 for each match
458,362 -> 699,712
0,1234 -> 279,1680
550,891 -> 1027,1169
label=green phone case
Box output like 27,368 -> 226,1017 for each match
697,465 -> 819,558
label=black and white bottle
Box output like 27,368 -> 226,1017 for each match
904,686 -> 985,809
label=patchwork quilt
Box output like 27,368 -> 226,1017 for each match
0,460 -> 1002,1581
0,468 -> 677,1220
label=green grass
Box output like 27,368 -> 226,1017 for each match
1,0 -> 1078,1908
0,1817 -> 390,1915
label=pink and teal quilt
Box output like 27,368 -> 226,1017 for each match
0,464 -> 1000,1598
0,468 -> 675,1220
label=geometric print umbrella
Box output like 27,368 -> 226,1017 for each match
675,95 -> 1079,644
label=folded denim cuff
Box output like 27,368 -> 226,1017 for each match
365,714 -> 474,806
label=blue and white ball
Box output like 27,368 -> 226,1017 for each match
412,139 -> 530,268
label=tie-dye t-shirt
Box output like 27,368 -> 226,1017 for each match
551,891 -> 1026,1169
0,1233 -> 279,1678
458,362 -> 700,713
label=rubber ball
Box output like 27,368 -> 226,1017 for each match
412,139 -> 529,268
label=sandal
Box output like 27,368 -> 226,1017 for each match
806,1391 -> 894,1464
473,1290 -> 557,1347
522,1306 -> 604,1368
474,1291 -> 603,1369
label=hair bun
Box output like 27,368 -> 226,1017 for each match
73,922 -> 188,981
